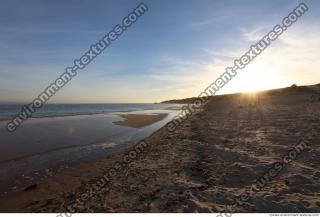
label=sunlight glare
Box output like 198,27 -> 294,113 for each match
227,63 -> 287,93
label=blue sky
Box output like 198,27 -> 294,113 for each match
0,0 -> 320,103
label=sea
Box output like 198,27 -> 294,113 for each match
0,103 -> 181,196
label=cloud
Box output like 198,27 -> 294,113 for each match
149,26 -> 320,99
188,15 -> 228,31
239,25 -> 272,42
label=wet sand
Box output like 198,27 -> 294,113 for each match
1,85 -> 320,212
0,110 -> 178,199
113,113 -> 168,128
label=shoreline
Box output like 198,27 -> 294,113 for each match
0,104 -> 181,122
0,110 -> 177,201
1,113 -> 170,164
113,113 -> 169,128
0,89 -> 320,212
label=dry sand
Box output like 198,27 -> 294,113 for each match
113,113 -> 168,128
0,85 -> 320,213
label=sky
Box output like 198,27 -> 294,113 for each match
0,0 -> 319,103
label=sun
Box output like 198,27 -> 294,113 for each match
226,63 -> 287,94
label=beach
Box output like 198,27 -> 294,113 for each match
0,85 -> 319,212
113,113 -> 169,128
0,104 -> 181,199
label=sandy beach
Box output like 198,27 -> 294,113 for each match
0,85 -> 319,213
0,106 -> 178,199
113,113 -> 169,128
